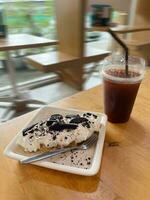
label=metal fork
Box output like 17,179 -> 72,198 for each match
20,133 -> 98,164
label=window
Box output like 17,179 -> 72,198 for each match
3,0 -> 56,39
0,0 -> 57,89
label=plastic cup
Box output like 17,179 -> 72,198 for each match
101,55 -> 145,123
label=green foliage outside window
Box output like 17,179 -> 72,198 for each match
0,1 -> 56,60
3,0 -> 56,39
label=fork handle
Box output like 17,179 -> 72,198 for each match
20,146 -> 79,164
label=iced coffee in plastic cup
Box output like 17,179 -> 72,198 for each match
102,55 -> 145,123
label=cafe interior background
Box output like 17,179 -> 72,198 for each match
0,0 -> 149,122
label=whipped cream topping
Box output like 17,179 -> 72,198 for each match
17,113 -> 101,152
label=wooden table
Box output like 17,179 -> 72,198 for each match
0,33 -> 57,96
0,34 -> 57,51
87,25 -> 150,34
0,34 -> 57,121
1,72 -> 150,200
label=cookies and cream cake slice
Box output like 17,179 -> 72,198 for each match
17,113 -> 101,152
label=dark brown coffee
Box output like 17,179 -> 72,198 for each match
103,69 -> 141,123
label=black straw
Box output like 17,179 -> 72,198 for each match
108,28 -> 129,76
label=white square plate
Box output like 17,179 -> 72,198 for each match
4,106 -> 107,176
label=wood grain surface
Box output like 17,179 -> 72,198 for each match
26,45 -> 109,72
87,25 -> 150,34
0,34 -> 57,51
1,72 -> 150,200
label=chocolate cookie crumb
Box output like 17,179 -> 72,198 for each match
53,135 -> 56,140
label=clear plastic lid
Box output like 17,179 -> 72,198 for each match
101,55 -> 145,83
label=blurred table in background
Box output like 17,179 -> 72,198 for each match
0,34 -> 57,51
86,24 -> 150,65
0,34 -> 57,121
86,24 -> 150,34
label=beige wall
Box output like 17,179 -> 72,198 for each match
87,0 -> 131,12
132,0 -> 150,41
